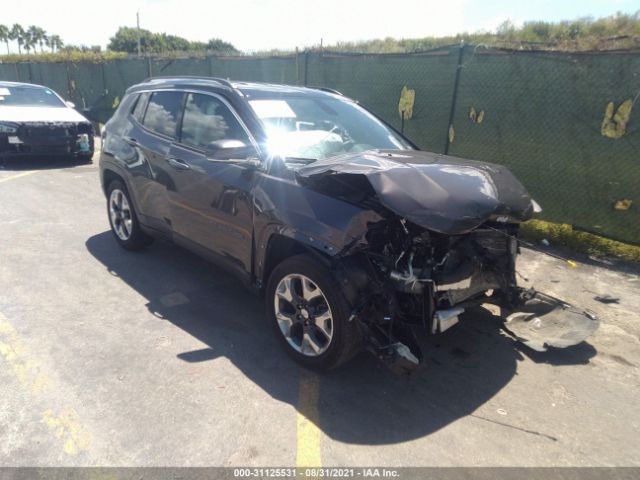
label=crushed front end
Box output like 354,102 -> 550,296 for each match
296,150 -> 599,373
336,217 -> 598,374
336,218 -> 518,372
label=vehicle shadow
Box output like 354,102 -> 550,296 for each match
0,156 -> 93,171
85,231 -> 597,445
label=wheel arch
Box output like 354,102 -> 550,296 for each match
102,167 -> 124,195
101,165 -> 144,219
258,231 -> 334,291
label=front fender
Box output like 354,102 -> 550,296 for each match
252,173 -> 384,282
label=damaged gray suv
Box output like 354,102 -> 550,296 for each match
99,77 -> 598,373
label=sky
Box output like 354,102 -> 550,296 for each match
2,0 -> 638,52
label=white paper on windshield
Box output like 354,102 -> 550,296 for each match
249,100 -> 296,119
0,88 -> 11,95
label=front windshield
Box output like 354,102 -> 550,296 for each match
248,95 -> 412,161
0,86 -> 66,108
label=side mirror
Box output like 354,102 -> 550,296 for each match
66,101 -> 76,109
205,139 -> 259,164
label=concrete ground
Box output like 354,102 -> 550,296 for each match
0,147 -> 639,467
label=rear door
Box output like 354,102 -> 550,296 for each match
166,91 -> 259,278
132,90 -> 185,230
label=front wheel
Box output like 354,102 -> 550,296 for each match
266,254 -> 361,370
106,180 -> 153,251
76,152 -> 94,163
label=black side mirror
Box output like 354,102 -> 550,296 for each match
205,139 -> 258,161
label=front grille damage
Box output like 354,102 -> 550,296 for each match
332,216 -> 519,373
0,121 -> 94,158
294,151 -> 598,374
331,216 -> 597,374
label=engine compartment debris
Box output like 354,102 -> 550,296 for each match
293,150 -> 599,373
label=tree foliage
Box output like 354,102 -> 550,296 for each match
1,11 -> 638,63
0,23 -> 65,55
318,11 -> 640,54
107,27 -> 240,55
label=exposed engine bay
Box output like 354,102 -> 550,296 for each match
332,216 -> 599,374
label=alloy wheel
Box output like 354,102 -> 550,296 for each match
109,189 -> 133,241
273,273 -> 334,356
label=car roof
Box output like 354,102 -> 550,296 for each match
129,76 -> 344,99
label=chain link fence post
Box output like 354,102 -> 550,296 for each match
444,42 -> 465,154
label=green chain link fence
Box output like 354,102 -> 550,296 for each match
0,46 -> 638,244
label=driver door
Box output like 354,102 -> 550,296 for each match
167,92 -> 259,278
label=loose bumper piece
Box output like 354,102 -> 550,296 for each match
502,290 -> 599,352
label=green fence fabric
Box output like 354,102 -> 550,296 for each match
0,47 -> 638,244
304,47 -> 458,153
447,47 -> 640,245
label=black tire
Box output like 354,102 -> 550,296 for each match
76,153 -> 93,164
266,254 -> 361,370
106,180 -> 153,251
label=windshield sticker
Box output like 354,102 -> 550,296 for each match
249,100 -> 296,119
45,89 -> 53,95
0,88 -> 11,96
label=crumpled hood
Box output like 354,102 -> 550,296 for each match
296,149 -> 534,234
0,106 -> 89,123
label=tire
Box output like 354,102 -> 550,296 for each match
106,180 -> 153,251
76,153 -> 93,164
266,254 -> 361,370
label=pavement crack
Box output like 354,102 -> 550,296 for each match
470,414 -> 558,442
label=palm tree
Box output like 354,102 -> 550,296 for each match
23,30 -> 33,54
26,25 -> 41,54
49,34 -> 63,53
9,24 -> 24,54
0,25 -> 9,54
35,27 -> 47,53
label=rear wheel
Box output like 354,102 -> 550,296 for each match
106,180 -> 152,250
266,254 -> 360,370
76,152 -> 93,163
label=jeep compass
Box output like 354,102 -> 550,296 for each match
99,77 -> 598,372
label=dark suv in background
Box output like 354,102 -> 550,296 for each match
99,77 -> 597,373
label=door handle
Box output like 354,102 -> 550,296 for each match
166,157 -> 191,170
124,136 -> 139,146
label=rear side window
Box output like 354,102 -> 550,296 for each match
142,91 -> 184,138
131,92 -> 150,121
180,93 -> 249,150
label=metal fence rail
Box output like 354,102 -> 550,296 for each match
1,46 -> 638,244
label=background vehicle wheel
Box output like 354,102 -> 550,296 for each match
77,153 -> 93,163
266,254 -> 361,370
106,180 -> 153,251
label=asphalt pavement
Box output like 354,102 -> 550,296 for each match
1,151 -> 639,467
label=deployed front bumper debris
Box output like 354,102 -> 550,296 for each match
293,150 -> 597,372
502,289 -> 599,352
370,287 -> 599,375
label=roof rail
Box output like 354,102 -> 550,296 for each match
308,86 -> 344,96
143,76 -> 235,89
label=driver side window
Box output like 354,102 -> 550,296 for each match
179,93 -> 249,151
